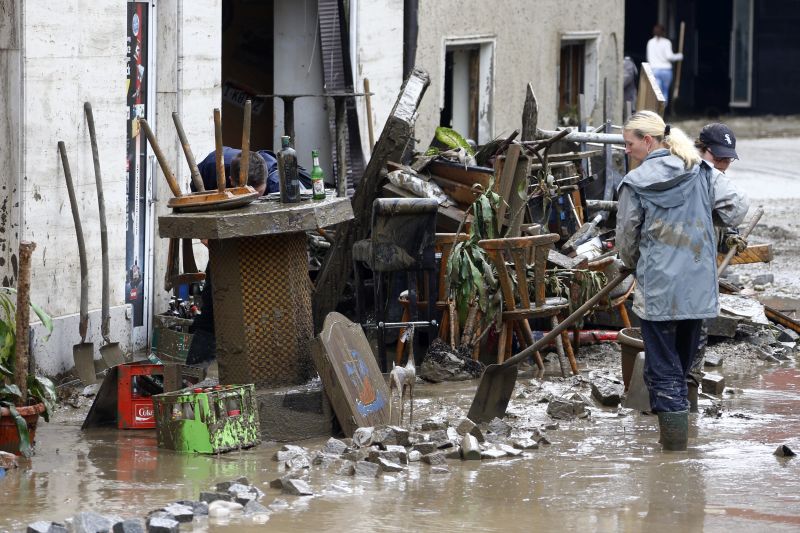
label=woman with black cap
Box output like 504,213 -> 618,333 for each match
616,111 -> 748,451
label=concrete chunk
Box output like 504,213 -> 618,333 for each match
422,452 -> 447,465
702,373 -> 726,395
704,353 -> 724,367
407,450 -> 422,462
480,448 -> 507,459
336,460 -> 356,476
497,444 -> 523,457
29,523 -> 69,533
199,491 -> 231,504
420,420 -> 448,431
112,521 -> 143,533
269,469 -> 308,489
591,378 -> 624,407
145,517 -> 179,533
377,457 -> 406,472
461,434 -> 481,460
411,442 -> 437,455
431,466 -> 450,474
487,418 -> 512,437
282,478 -> 314,496
243,500 -> 271,515
322,437 -> 348,455
354,460 -> 381,477
161,503 -> 193,523
512,438 -> 539,450
352,427 -> 374,447
72,512 -> 114,533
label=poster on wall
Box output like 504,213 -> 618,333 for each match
126,1 -> 148,327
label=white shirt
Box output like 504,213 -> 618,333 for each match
646,37 -> 683,69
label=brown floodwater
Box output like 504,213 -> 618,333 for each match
2,354 -> 799,533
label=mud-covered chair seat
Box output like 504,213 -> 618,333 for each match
353,198 -> 439,371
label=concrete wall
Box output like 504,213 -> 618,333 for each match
273,0 -> 333,179
0,0 -> 222,376
409,0 -> 625,144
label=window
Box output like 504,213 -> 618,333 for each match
441,38 -> 494,144
558,32 -> 600,126
730,0 -> 754,107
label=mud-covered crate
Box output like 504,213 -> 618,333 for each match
152,384 -> 260,454
151,314 -> 194,363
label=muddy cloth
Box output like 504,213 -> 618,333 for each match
616,152 -> 748,321
641,318 -> 703,412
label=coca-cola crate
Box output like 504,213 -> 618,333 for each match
116,362 -> 163,429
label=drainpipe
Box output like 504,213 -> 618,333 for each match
403,0 -> 418,79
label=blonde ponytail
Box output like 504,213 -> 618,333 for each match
624,111 -> 700,169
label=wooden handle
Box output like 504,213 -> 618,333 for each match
172,112 -> 205,192
213,108 -> 226,192
58,141 -> 89,341
84,102 -> 111,342
717,207 -> 764,276
14,240 -> 36,404
139,118 -> 183,198
672,21 -> 686,100
364,78 -> 375,150
239,99 -> 252,187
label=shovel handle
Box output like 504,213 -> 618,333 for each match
172,112 -> 205,192
213,108 -> 226,192
239,99 -> 252,187
84,102 -> 111,343
500,271 -> 633,368
717,207 -> 764,276
139,118 -> 183,198
58,142 -> 89,341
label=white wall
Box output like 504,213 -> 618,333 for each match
0,0 -> 222,376
273,0 -> 333,178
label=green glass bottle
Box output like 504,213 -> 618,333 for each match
310,149 -> 326,200
277,135 -> 300,203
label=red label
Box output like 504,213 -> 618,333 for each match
134,401 -> 154,422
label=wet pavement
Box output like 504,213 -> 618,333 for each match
2,347 -> 799,532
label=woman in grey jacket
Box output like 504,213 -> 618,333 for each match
616,111 -> 748,451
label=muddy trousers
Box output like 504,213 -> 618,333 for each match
686,321 -> 708,387
640,319 -> 704,412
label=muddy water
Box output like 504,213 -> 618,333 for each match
2,356 -> 799,532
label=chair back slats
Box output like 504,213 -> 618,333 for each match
478,234 -> 559,312
435,233 -> 469,301
370,198 -> 439,272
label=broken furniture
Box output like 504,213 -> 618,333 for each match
396,232 -> 470,363
158,196 -> 353,388
311,312 -> 391,437
153,384 -> 260,454
352,198 -> 439,371
478,235 -> 573,372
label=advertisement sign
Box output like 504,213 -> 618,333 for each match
126,2 -> 148,327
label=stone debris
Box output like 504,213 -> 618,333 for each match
268,499 -> 290,511
368,449 -> 406,465
371,425 -> 410,447
497,444 -> 523,457
269,469 -> 308,489
71,512 -> 115,533
704,353 -> 724,367
175,500 -> 208,516
512,438 -> 539,450
285,453 -> 312,470
411,442 -> 437,455
354,460 -> 381,477
376,457 -> 406,472
591,377 -> 624,407
226,483 -> 264,505
445,447 -> 462,459
342,447 -> 371,462
312,451 -> 340,467
427,429 -> 449,443
112,520 -> 144,533
421,451 -> 447,465
430,466 -> 450,474
352,427 -> 374,447
199,491 -> 231,504
27,522 -> 69,533
243,500 -> 270,515
407,450 -> 422,462
461,434 -> 481,460
420,420 -> 448,431
145,516 -> 179,533
487,417 -> 512,437
335,460 -> 356,476
702,373 -> 726,395
207,500 -> 243,518
322,437 -> 348,455
546,396 -> 588,420
160,503 -> 193,523
480,448 -> 507,460
773,444 -> 796,457
281,478 -> 314,496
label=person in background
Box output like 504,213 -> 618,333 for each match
194,147 -> 275,195
685,123 -> 747,411
646,24 -> 683,106
616,111 -> 748,451
623,56 -> 639,116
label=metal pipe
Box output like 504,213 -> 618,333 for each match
536,128 -> 624,145
378,320 -> 438,330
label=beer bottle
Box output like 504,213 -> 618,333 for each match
310,150 -> 326,200
277,135 -> 300,203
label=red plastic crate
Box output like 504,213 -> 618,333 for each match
116,362 -> 164,429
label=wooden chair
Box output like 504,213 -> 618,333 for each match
478,234 -> 577,374
396,233 -> 469,363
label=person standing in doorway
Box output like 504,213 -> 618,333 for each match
646,24 -> 683,106
685,123 -> 747,411
616,111 -> 748,451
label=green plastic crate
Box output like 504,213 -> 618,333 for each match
152,384 -> 261,454
151,314 -> 193,363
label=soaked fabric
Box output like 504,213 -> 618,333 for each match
687,321 -> 709,387
641,318 -> 703,412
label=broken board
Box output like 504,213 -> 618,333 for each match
311,312 -> 390,437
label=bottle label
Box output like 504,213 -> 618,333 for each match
313,179 -> 325,197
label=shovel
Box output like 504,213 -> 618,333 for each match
467,271 -> 633,423
58,141 -> 96,385
85,102 -> 125,368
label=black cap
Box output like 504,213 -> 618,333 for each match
699,123 -> 738,159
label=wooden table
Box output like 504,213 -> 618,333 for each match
159,195 -> 353,387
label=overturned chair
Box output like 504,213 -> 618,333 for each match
352,198 -> 439,371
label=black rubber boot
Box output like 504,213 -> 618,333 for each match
687,383 -> 699,413
658,410 -> 689,451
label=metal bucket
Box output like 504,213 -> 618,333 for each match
618,327 -> 644,391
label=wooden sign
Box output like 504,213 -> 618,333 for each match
311,312 -> 390,436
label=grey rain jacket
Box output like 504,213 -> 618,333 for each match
615,149 -> 749,321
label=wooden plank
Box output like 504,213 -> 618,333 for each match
521,83 -> 538,142
716,244 -> 773,266
430,175 -> 482,206
547,249 -> 588,270
426,159 -> 492,189
312,312 -> 390,436
636,63 -> 666,117
313,68 -> 431,331
495,144 -> 521,224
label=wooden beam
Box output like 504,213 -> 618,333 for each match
313,69 -> 431,331
521,83 -> 538,142
717,244 -> 773,266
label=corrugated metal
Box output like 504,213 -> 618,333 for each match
318,0 -> 366,189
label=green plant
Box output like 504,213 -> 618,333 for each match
0,287 -> 55,457
434,127 -> 475,155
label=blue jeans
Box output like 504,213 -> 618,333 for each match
640,319 -> 703,412
652,68 -> 673,105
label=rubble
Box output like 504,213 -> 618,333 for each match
590,376 -> 624,406
702,374 -> 726,395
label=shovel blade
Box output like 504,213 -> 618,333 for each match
73,342 -> 97,385
100,342 -> 125,369
467,363 -> 519,423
